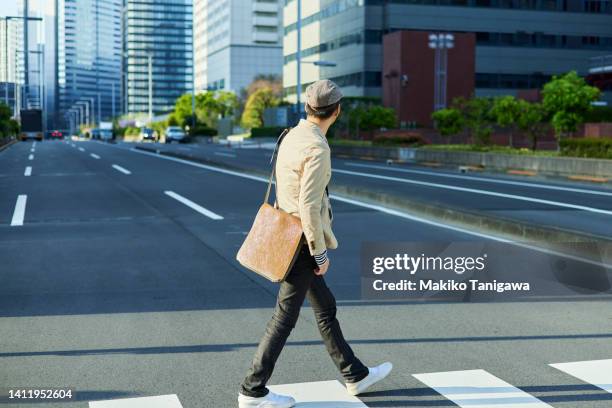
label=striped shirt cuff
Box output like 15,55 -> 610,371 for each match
314,250 -> 328,266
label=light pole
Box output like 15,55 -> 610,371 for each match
295,0 -> 302,116
428,33 -> 454,112
148,53 -> 153,122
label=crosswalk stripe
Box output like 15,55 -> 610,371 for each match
550,359 -> 612,394
89,394 -> 182,408
269,380 -> 367,407
413,369 -> 553,407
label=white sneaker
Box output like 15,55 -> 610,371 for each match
238,391 -> 296,408
346,362 -> 393,396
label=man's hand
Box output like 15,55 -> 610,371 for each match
315,258 -> 330,275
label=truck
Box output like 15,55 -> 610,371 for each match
19,109 -> 43,141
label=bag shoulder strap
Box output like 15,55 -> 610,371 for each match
264,128 -> 291,205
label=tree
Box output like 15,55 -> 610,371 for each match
542,71 -> 601,139
359,105 -> 397,131
453,97 -> 494,146
491,95 -> 521,147
432,108 -> 464,139
242,74 -> 283,101
516,100 -> 549,151
215,91 -> 239,118
0,102 -> 18,138
240,88 -> 280,129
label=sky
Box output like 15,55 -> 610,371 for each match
1,2 -> 20,18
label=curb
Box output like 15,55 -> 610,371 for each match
0,138 -> 18,153
134,145 -> 612,262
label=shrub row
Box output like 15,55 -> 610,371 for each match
372,133 -> 429,147
250,126 -> 286,138
559,137 -> 612,159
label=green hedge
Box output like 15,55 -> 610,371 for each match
373,133 -> 428,147
190,126 -> 217,137
250,126 -> 285,138
559,137 -> 612,159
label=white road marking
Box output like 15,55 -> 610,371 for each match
24,166 -> 32,176
333,168 -> 612,216
269,380 -> 367,407
78,147 -> 85,152
89,394 -> 182,408
214,151 -> 236,158
414,369 -> 553,407
90,153 -> 100,159
112,164 -> 131,175
550,359 -> 612,394
344,161 -> 612,197
10,195 -> 27,227
30,147 -> 35,153
164,190 -> 223,220
120,147 -> 612,268
28,154 -> 34,160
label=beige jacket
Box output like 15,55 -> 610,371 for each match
275,119 -> 337,257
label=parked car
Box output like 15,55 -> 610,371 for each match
164,126 -> 186,143
140,127 -> 156,142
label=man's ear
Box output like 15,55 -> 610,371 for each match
336,104 -> 342,117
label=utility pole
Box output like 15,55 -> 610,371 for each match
148,53 -> 153,122
97,92 -> 101,125
428,33 -> 454,112
111,82 -> 115,118
295,0 -> 301,117
23,0 -> 29,107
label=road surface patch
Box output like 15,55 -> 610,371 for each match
214,151 -> 237,158
89,394 -> 182,408
164,190 -> 224,220
550,359 -> 612,394
269,380 -> 367,407
10,195 -> 27,227
413,369 -> 553,407
112,164 -> 131,175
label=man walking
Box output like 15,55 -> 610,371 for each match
238,80 -> 392,408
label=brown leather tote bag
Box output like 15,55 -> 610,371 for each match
236,129 -> 304,282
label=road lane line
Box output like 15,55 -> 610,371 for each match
551,359 -> 612,394
164,191 -> 223,220
30,147 -> 35,153
333,168 -> 612,216
78,147 -> 85,152
28,154 -> 34,160
90,153 -> 100,159
24,166 -> 32,176
112,164 -> 131,175
123,147 -> 612,268
10,195 -> 27,226
89,394 -> 183,408
414,369 -> 553,407
344,161 -> 612,197
214,151 -> 236,158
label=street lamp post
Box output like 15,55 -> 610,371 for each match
295,0 -> 302,116
148,53 -> 153,122
428,33 -> 454,112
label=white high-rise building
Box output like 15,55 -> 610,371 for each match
193,0 -> 283,93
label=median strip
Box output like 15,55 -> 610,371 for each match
24,166 -> 32,176
112,164 -> 131,175
10,195 -> 27,226
164,190 -> 223,220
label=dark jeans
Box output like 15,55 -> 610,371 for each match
240,244 -> 369,398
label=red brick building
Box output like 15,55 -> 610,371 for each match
382,31 -> 476,128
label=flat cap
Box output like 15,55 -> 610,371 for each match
305,79 -> 343,109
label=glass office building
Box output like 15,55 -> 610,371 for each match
57,0 -> 122,126
122,0 -> 193,116
283,0 -> 612,102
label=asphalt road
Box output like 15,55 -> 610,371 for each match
134,139 -> 612,240
1,139 -> 612,408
